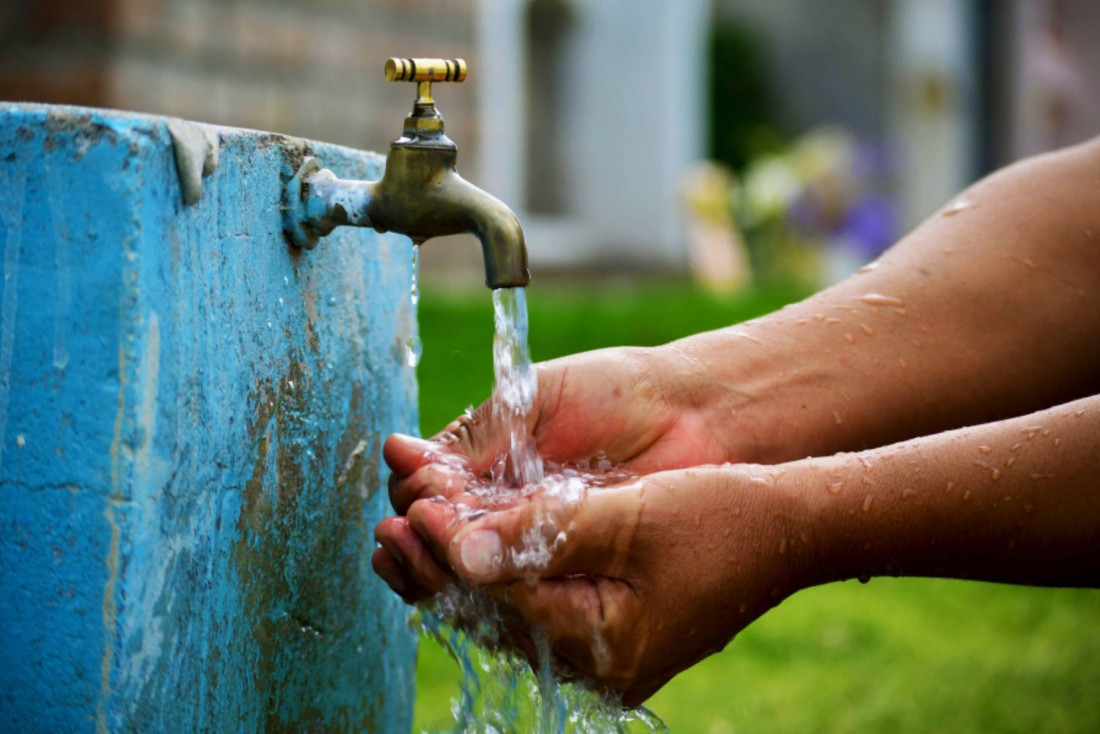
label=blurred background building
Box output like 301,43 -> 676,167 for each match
2,0 -> 1097,286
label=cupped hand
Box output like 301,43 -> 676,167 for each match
381,464 -> 819,706
384,345 -> 736,515
374,345 -> 737,603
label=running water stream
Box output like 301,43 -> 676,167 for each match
405,253 -> 666,731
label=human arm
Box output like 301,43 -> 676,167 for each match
669,137 -> 1100,462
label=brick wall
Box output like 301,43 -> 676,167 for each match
0,0 -> 481,172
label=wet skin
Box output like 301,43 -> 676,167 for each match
373,137 -> 1100,704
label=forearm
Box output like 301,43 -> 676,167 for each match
665,138 -> 1100,463
803,394 -> 1100,588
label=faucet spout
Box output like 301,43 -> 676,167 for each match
461,182 -> 529,290
382,165 -> 528,290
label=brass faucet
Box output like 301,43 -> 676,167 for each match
283,57 -> 530,289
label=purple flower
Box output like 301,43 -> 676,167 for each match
837,194 -> 896,259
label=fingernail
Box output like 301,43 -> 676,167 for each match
460,530 -> 502,579
393,433 -> 430,450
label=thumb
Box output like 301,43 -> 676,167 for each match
408,482 -> 643,585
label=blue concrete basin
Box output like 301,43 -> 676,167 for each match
0,104 -> 418,732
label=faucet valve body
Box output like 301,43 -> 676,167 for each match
283,58 -> 529,290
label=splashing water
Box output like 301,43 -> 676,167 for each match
421,600 -> 667,734
414,286 -> 666,732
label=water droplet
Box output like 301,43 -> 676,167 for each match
283,275 -> 289,286
1075,409 -> 1085,418
898,357 -> 907,369
963,490 -> 972,500
978,445 -> 992,454
16,434 -> 25,448
795,318 -> 808,325
858,261 -> 879,274
973,460 -> 1000,480
1053,438 -> 1061,447
828,481 -> 844,495
778,538 -> 787,554
405,335 -> 423,367
1023,504 -> 1034,513
1005,456 -> 1016,468
943,198 -> 976,216
900,488 -> 917,499
845,333 -> 855,343
943,481 -> 955,494
858,293 -> 906,307
833,411 -> 843,426
861,323 -> 875,337
861,495 -> 873,513
826,317 -> 841,325
813,313 -> 826,322
327,295 -> 336,306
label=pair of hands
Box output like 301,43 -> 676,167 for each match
372,347 -> 817,706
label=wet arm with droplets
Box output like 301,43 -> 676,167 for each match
800,393 -> 1100,588
666,137 -> 1100,463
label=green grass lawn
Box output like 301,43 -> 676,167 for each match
410,278 -> 1100,733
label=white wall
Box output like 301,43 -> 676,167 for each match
887,0 -> 980,227
477,0 -> 709,269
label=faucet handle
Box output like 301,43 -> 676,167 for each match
384,58 -> 467,83
386,58 -> 467,135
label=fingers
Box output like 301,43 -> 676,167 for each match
383,433 -> 435,478
407,483 -> 641,585
389,461 -> 471,515
373,516 -> 454,603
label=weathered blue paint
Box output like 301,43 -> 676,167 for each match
0,104 -> 418,732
